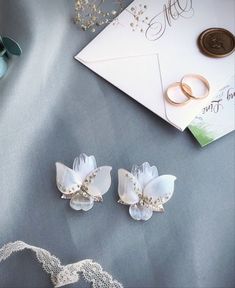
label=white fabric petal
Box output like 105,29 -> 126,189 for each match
70,194 -> 94,211
118,169 -> 140,205
56,162 -> 82,196
73,154 -> 97,182
129,204 -> 153,221
131,162 -> 158,190
144,175 -> 176,204
85,166 -> 112,197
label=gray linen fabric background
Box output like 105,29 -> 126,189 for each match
0,0 -> 234,287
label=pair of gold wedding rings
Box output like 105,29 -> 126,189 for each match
166,74 -> 210,106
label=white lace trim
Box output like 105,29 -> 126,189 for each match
0,241 -> 123,288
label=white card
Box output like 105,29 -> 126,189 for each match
75,0 -> 235,131
189,75 -> 235,146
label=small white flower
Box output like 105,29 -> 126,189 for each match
118,162 -> 176,221
56,154 -> 112,211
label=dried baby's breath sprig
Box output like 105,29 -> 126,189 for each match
127,3 -> 148,32
74,0 -> 124,32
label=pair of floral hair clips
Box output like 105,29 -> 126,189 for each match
56,153 -> 176,221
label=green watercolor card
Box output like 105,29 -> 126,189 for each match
189,76 -> 235,147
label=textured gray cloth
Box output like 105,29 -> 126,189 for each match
0,0 -> 234,287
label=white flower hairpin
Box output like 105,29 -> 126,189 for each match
118,162 -> 176,221
56,154 -> 112,211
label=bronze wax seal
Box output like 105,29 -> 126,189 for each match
198,28 -> 235,58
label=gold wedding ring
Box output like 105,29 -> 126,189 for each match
181,74 -> 210,100
166,82 -> 192,106
166,74 -> 210,106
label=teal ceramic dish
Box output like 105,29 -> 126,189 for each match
0,36 -> 22,78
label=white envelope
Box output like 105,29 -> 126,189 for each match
75,0 -> 235,131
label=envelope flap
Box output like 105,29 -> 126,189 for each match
77,30 -> 156,63
78,53 -> 167,121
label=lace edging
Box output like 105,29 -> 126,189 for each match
0,241 -> 123,288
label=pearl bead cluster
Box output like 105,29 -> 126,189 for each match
125,172 -> 142,194
57,181 -> 80,197
139,195 -> 169,211
79,168 -> 103,202
124,172 -> 170,210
